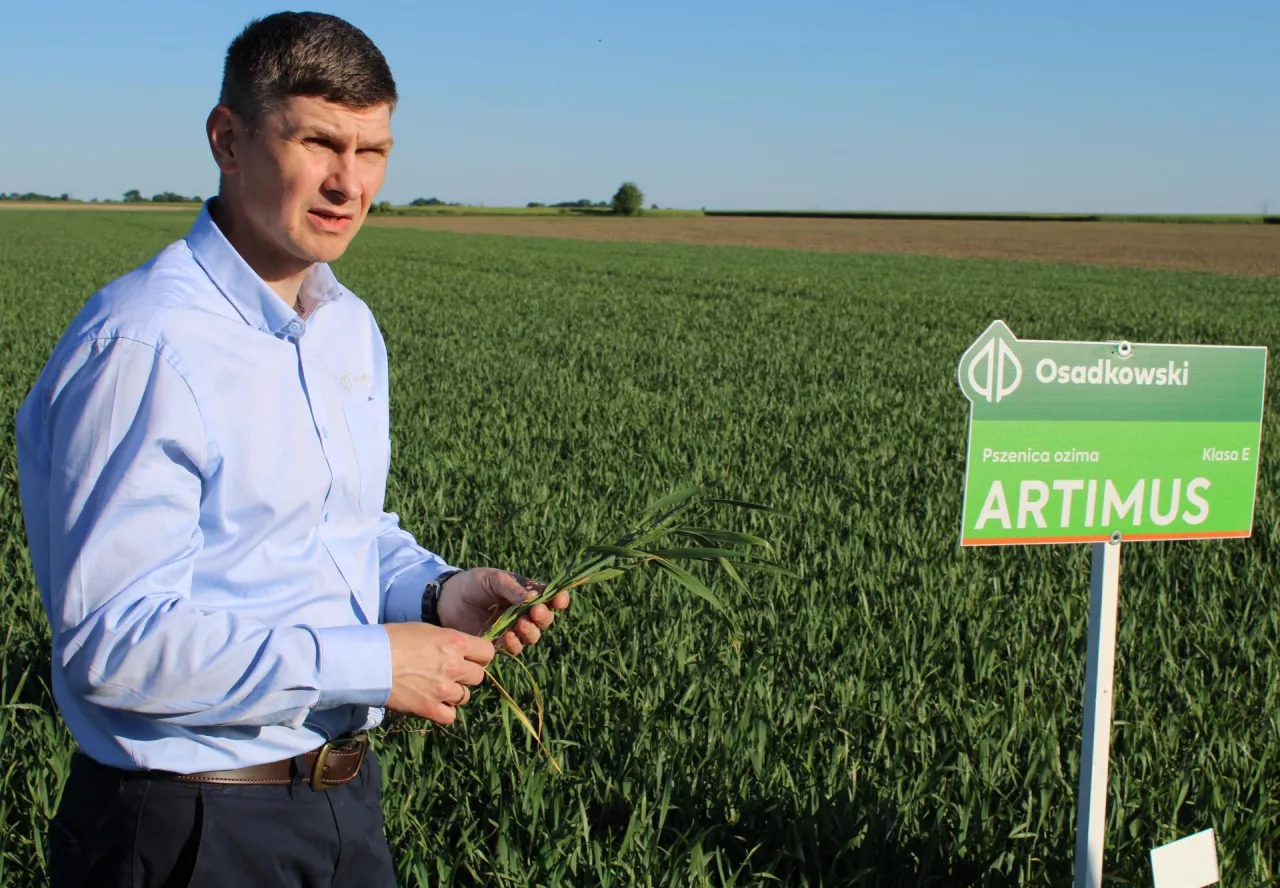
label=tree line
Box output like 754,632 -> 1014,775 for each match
122,190 -> 202,203
4,182 -> 652,214
400,182 -> 653,215
0,191 -> 202,203
529,183 -> 650,214
1,192 -> 72,202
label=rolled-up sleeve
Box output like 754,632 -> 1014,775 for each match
22,336 -> 391,729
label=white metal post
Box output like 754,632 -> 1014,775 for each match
1074,538 -> 1123,888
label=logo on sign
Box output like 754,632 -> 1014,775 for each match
968,334 -> 1022,403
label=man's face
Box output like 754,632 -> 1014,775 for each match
215,95 -> 393,267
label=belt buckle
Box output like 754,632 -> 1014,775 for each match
310,733 -> 368,792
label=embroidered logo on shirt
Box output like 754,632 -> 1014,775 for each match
339,372 -> 373,391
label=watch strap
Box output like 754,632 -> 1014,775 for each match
421,569 -> 463,625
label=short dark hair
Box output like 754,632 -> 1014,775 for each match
219,12 -> 397,125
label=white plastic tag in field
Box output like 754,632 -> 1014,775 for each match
1150,829 -> 1218,888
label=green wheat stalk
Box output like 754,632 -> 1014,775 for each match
481,482 -> 793,771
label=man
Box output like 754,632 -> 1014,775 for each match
14,12 -> 568,886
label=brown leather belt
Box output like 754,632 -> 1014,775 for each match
171,734 -> 368,792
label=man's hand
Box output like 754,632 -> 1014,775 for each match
384,623 -> 494,725
436,567 -> 571,655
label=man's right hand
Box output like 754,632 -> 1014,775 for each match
383,623 -> 495,725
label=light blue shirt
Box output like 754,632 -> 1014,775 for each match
15,203 -> 457,773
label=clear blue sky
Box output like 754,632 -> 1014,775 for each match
3,1 -> 1277,212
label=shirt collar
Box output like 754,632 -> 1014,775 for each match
185,200 -> 344,338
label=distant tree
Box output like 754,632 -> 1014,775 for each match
59,193 -> 70,201
650,203 -> 658,210
527,201 -> 545,208
151,191 -> 195,203
611,182 -> 644,216
369,200 -> 394,214
410,197 -> 445,206
123,189 -> 144,202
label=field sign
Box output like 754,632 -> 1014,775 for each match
956,321 -> 1266,888
957,321 -> 1267,546
1150,829 -> 1219,888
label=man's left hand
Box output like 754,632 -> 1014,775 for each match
436,568 -> 570,655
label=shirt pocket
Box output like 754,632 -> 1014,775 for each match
343,396 -> 390,516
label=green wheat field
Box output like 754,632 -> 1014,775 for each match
1,210 -> 1277,886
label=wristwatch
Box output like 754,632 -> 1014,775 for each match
421,569 -> 463,626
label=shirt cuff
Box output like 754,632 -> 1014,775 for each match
314,625 -> 393,709
383,560 -> 462,623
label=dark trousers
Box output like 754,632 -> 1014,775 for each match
50,749 -> 397,887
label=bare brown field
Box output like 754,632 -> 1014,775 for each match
368,215 -> 1280,276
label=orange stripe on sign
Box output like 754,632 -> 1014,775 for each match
1122,530 -> 1251,542
962,530 -> 1251,546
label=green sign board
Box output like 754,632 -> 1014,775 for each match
958,321 -> 1267,546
